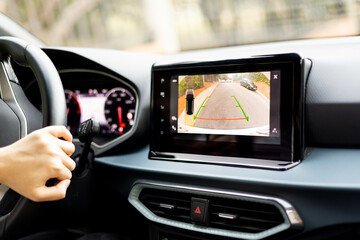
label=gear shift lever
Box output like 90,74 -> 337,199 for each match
74,118 -> 100,176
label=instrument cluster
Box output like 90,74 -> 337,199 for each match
61,71 -> 137,146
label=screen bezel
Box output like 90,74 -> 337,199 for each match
150,54 -> 302,163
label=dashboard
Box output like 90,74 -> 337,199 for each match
13,37 -> 360,240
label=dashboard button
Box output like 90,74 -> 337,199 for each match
191,197 -> 209,224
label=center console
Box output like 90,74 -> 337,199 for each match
128,53 -> 309,240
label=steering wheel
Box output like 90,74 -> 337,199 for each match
0,37 -> 67,238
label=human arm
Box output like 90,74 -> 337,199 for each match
0,126 -> 75,202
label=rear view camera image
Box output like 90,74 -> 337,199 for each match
177,72 -> 270,136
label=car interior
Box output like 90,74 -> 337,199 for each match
1,2 -> 360,240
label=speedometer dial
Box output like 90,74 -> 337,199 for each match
104,87 -> 136,135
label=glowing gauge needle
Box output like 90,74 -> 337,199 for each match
117,106 -> 126,134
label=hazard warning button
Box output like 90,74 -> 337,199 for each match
190,197 -> 209,224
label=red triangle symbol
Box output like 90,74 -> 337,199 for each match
194,206 -> 201,214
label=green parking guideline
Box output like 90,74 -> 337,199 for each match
194,96 -> 209,120
231,96 -> 249,121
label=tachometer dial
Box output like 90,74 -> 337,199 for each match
64,90 -> 81,136
104,87 -> 136,135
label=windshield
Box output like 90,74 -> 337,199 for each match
0,0 -> 359,53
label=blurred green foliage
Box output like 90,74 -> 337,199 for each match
249,72 -> 270,86
232,72 -> 270,86
178,75 -> 204,97
1,0 -> 358,52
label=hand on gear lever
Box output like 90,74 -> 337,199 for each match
74,118 -> 100,176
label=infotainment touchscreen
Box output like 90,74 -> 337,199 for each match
176,71 -> 275,137
150,54 -> 304,169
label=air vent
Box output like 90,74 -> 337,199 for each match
209,196 -> 284,233
140,188 -> 284,233
139,188 -> 192,223
129,182 -> 303,240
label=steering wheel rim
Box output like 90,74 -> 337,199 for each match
0,36 -> 66,126
0,36 -> 67,238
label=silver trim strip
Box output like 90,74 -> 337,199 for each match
0,62 -> 27,138
218,213 -> 237,220
159,203 -> 175,210
151,152 -> 301,170
128,181 -> 303,240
